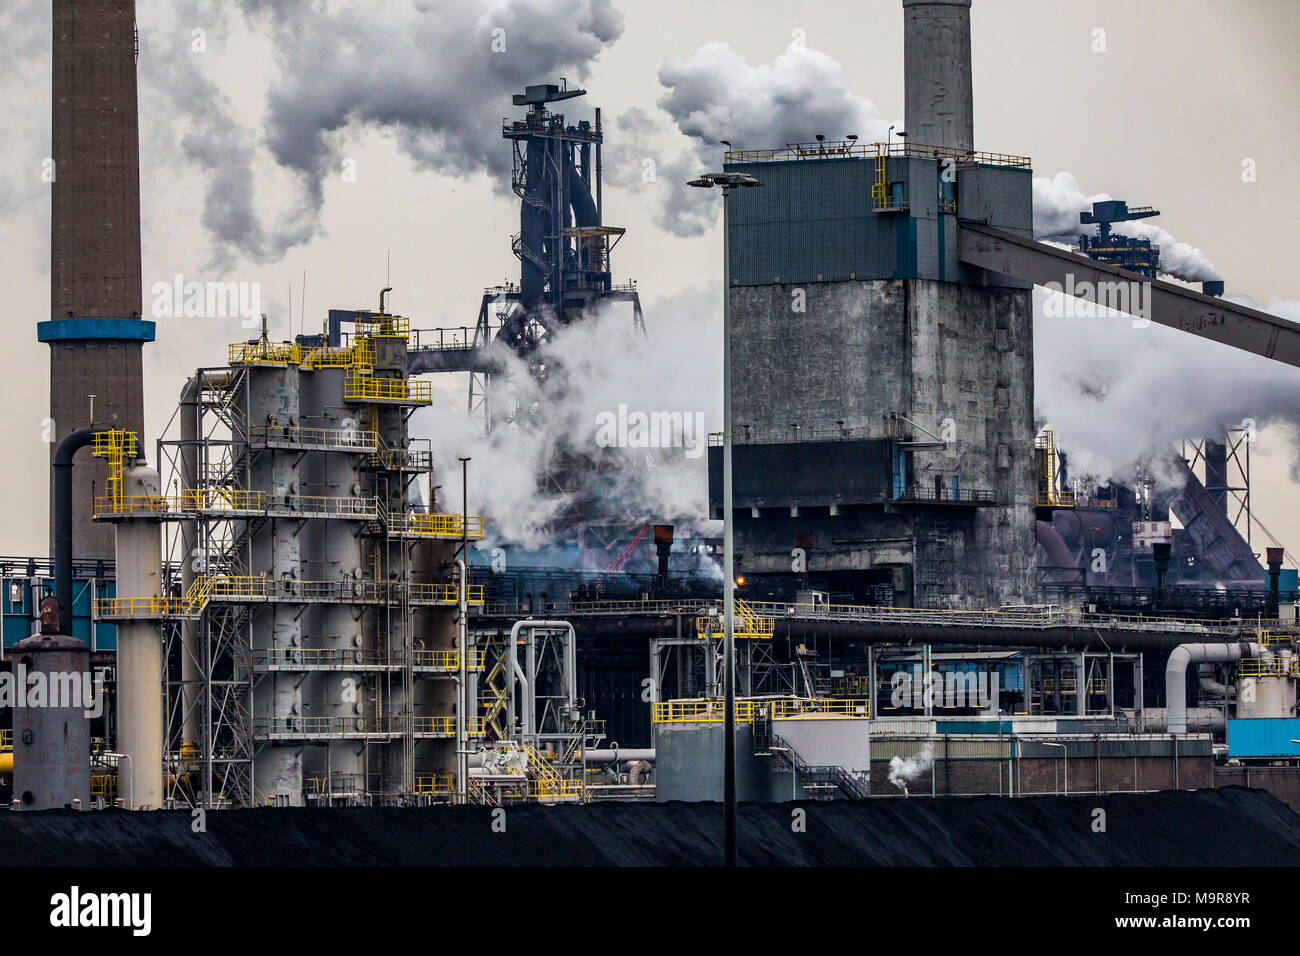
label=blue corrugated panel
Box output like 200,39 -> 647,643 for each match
936,720 -> 1015,734
1226,717 -> 1300,757
0,576 -> 116,650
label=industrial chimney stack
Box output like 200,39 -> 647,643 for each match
40,0 -> 152,561
902,0 -> 975,152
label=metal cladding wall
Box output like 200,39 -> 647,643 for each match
653,723 -> 792,802
708,439 -> 894,513
727,158 -> 894,284
724,157 -> 1031,288
47,0 -> 147,562
2,576 -> 116,651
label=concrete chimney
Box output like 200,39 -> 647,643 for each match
902,0 -> 975,153
39,0 -> 152,561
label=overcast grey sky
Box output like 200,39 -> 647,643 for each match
0,0 -> 1297,561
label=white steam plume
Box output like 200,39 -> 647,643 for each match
418,284 -> 723,551
621,41 -> 894,238
1033,172 -> 1221,282
888,744 -> 934,793
1035,291 -> 1300,487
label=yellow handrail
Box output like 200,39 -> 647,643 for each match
695,598 -> 774,639
395,513 -> 485,539
413,650 -> 486,670
652,697 -> 872,724
343,372 -> 433,405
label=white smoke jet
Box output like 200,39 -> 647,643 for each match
1032,171 -> 1220,282
888,744 -> 934,794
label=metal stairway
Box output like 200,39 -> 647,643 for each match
754,723 -> 869,800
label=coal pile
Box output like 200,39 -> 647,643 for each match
1,786 -> 1296,866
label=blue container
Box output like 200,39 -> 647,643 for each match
1226,717 -> 1300,758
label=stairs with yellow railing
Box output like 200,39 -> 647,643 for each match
517,742 -> 583,802
695,598 -> 775,640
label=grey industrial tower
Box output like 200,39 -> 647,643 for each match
713,0 -> 1038,608
40,0 -> 152,562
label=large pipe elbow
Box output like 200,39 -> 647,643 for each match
53,426 -> 105,635
1166,641 -> 1260,734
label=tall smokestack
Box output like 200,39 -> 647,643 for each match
1266,547 -> 1284,617
1204,439 -> 1229,517
39,1 -> 152,561
902,0 -> 975,153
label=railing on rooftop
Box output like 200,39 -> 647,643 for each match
652,696 -> 872,725
893,484 -> 996,506
725,139 -> 1030,169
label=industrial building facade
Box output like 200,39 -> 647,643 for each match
714,144 -> 1038,608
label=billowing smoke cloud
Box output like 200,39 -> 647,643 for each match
888,744 -> 934,793
1035,290 -> 1300,487
141,0 -> 623,266
658,41 -> 890,155
419,283 -> 723,551
140,2 -> 315,271
1033,171 -> 1221,282
624,41 -> 894,237
605,108 -> 718,239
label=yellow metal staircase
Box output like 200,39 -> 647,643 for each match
695,598 -> 775,640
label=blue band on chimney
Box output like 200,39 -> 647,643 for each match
37,318 -> 156,343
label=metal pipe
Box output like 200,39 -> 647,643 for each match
457,456 -> 470,804
178,376 -> 201,749
572,749 -> 655,764
507,620 -> 574,741
104,752 -> 134,811
721,183 -> 737,868
1166,641 -> 1260,733
53,427 -> 102,635
456,558 -> 468,804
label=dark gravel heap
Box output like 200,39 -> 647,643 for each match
2,786 -> 1295,866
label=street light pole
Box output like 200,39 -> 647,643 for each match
457,456 -> 471,805
688,168 -> 761,867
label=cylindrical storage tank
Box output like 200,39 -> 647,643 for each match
12,629 -> 91,810
244,363 -> 306,805
178,376 -> 204,751
1236,651 -> 1294,720
114,462 -> 165,809
902,0 -> 974,153
299,364 -> 368,797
